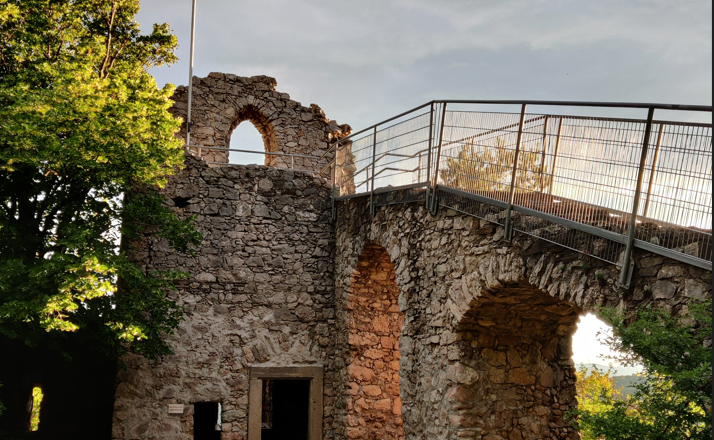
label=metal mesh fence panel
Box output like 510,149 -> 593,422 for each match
334,101 -> 711,269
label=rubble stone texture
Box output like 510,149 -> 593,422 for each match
112,156 -> 337,440
112,74 -> 712,440
346,243 -> 405,440
333,199 -> 711,440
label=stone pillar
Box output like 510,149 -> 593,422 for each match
335,139 -> 357,196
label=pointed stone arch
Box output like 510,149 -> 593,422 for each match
344,241 -> 405,440
228,104 -> 279,166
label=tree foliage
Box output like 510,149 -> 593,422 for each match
440,137 -> 550,193
576,366 -> 624,416
0,0 -> 201,360
571,301 -> 712,439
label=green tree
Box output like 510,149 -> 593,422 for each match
571,300 -> 712,439
440,137 -> 549,193
576,366 -> 624,417
0,0 -> 201,362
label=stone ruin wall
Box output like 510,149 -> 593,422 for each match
111,73 -> 712,440
112,167 -> 712,440
170,73 -> 350,170
112,156 -> 338,440
333,197 -> 712,440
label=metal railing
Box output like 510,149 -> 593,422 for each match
185,145 -> 325,173
331,101 -> 712,286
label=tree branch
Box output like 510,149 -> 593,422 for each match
99,2 -> 118,79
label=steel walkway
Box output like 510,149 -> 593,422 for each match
328,101 -> 712,287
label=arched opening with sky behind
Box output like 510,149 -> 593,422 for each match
229,121 -> 267,165
572,314 -> 643,377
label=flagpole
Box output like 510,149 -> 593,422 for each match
186,0 -> 197,150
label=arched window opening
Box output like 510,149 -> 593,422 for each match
346,242 -> 404,440
572,314 -> 643,401
229,121 -> 267,166
29,386 -> 44,432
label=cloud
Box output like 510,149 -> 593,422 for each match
137,0 -> 712,128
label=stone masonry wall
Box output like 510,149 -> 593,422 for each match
112,72 -> 711,440
448,284 -> 580,440
170,73 -> 351,170
333,196 -> 712,440
345,242 -> 405,440
112,156 -> 337,440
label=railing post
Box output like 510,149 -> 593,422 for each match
548,117 -> 564,195
620,107 -> 656,288
185,0 -> 197,152
643,123 -> 665,218
370,127 -> 378,217
429,103 -> 448,214
539,116 -> 549,192
504,104 -> 528,241
332,144 -> 338,221
426,103 -> 435,209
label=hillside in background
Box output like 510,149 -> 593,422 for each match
576,363 -> 643,398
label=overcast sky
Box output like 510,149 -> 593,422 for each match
137,0 -> 712,130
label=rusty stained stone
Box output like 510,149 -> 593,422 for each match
333,196 -> 707,440
345,242 -> 405,440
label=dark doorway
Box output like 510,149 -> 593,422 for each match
261,380 -> 310,440
194,402 -> 221,440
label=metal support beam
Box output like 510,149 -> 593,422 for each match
370,127 -> 378,217
539,116 -> 549,192
429,103 -> 448,214
504,104 -> 528,241
620,107 -> 656,288
186,0 -> 197,151
426,103 -> 435,210
643,123 -> 665,218
548,117 -> 564,195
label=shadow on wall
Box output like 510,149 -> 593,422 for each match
448,281 -> 581,440
0,337 -> 117,440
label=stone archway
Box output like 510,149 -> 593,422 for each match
446,280 -> 580,440
228,104 -> 279,166
345,242 -> 405,440
335,198 -> 711,439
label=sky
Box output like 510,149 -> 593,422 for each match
136,0 -> 712,132
135,0 -> 711,370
